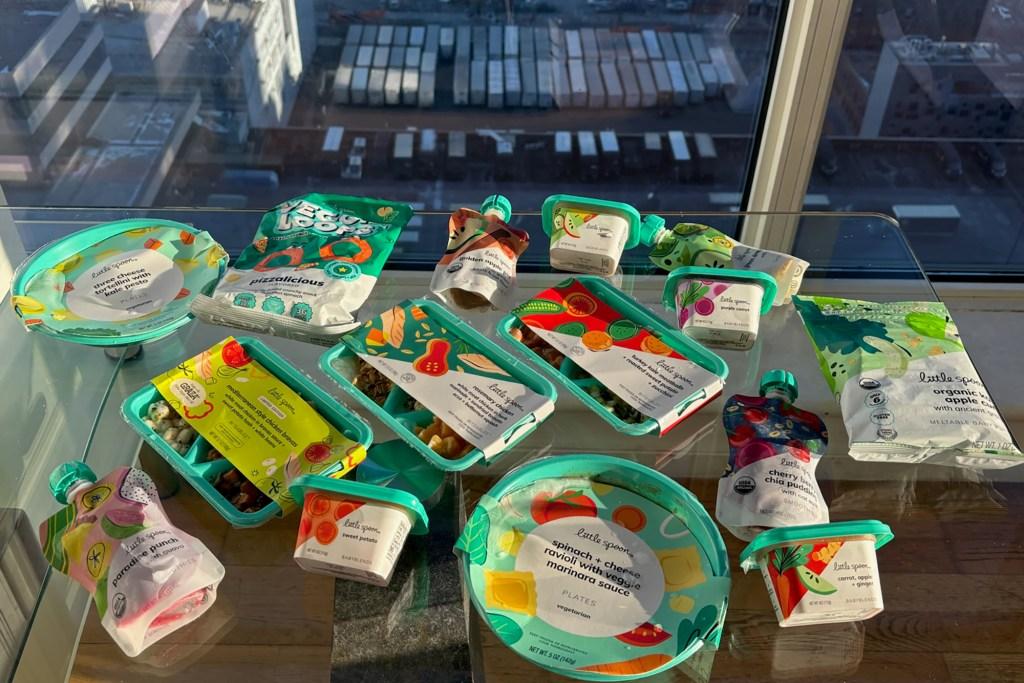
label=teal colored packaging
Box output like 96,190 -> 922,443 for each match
192,194 -> 412,346
11,219 -> 227,346
499,276 -> 728,437
541,195 -> 664,276
455,454 -> 730,681
321,299 -> 557,472
122,337 -> 373,527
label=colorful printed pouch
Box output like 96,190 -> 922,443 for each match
192,194 -> 412,345
794,295 -> 1022,468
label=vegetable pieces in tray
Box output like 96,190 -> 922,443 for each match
502,276 -> 728,436
323,300 -> 556,471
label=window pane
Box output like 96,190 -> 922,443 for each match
1,1 -> 784,265
805,1 -> 1024,275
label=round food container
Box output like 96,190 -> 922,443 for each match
290,474 -> 428,587
10,219 -> 227,346
456,454 -> 729,681
739,520 -> 893,628
662,266 -> 777,351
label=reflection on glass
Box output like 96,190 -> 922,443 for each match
2,2 -> 783,230
806,0 -> 1024,274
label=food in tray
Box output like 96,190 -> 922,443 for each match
794,296 -> 1023,469
191,194 -> 413,345
414,416 -> 475,459
716,370 -> 829,541
290,474 -> 428,586
430,194 -> 529,310
213,467 -> 272,513
455,454 -> 730,680
740,520 -> 893,627
649,222 -> 808,306
331,300 -> 555,468
148,337 -> 368,514
143,399 -> 196,454
39,461 -> 224,657
506,277 -> 727,435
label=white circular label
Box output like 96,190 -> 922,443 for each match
515,517 -> 664,638
67,249 -> 183,322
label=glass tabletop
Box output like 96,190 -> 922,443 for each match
4,208 -> 1016,683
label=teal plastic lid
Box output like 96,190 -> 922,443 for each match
662,266 -> 778,315
760,369 -> 798,401
480,194 -> 512,221
49,461 -> 97,505
541,194 -> 650,249
289,473 -> 429,535
357,440 -> 446,506
739,520 -> 894,572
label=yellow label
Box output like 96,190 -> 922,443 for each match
152,337 -> 366,513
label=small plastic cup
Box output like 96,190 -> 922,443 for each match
663,266 -> 777,351
289,474 -> 428,586
542,194 -> 664,276
739,520 -> 893,627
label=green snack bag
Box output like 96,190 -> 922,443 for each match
192,194 -> 412,345
793,295 -> 1022,469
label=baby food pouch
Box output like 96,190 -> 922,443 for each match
39,462 -> 224,657
716,370 -> 829,541
150,337 -> 368,513
430,195 -> 529,310
649,223 -> 808,306
192,194 -> 412,345
794,296 -> 1023,468
11,220 -> 227,345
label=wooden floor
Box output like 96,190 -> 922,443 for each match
68,469 -> 1024,682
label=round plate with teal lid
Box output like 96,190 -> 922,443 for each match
455,454 -> 730,681
10,219 -> 228,346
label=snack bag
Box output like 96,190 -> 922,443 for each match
649,223 -> 809,306
793,296 -> 1023,468
39,462 -> 224,657
150,337 -> 368,513
430,194 -> 529,310
192,194 -> 412,345
717,370 -> 829,541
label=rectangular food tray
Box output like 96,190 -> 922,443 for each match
320,299 -> 557,472
498,275 -> 728,436
122,336 -> 373,528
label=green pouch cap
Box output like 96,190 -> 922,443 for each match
739,520 -> 894,572
759,369 -> 798,401
480,194 -> 512,221
289,473 -> 429,535
49,461 -> 97,505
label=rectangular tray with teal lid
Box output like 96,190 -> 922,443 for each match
122,336 -> 373,527
321,299 -> 557,472
498,275 -> 729,436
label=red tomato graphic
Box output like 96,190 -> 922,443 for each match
315,521 -> 338,545
530,490 -> 598,524
304,442 -> 332,464
614,622 -> 671,647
